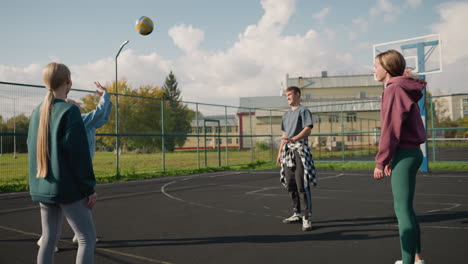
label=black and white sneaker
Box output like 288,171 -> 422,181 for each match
282,213 -> 303,224
302,218 -> 312,231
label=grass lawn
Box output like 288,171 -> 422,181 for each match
1,149 -> 467,192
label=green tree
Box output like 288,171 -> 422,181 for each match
161,71 -> 195,151
162,71 -> 181,102
79,77 -> 195,154
80,80 -> 167,153
4,113 -> 30,153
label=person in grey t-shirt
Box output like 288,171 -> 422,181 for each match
277,86 -> 314,231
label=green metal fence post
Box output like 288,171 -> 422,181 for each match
196,103 -> 200,169
217,121 -> 221,167
161,99 -> 166,173
270,109 -> 273,162
250,108 -> 254,163
225,106 -> 229,166
114,40 -> 129,177
430,97 -> 436,162
340,105 -> 345,161
204,121 -> 207,167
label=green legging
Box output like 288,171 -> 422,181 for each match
391,147 -> 423,264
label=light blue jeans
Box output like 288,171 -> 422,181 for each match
38,198 -> 96,264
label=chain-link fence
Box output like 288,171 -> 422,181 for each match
1,81 -> 467,184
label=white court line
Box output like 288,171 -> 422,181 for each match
0,225 -> 175,264
0,205 -> 39,214
420,175 -> 468,178
208,171 -> 244,178
425,203 -> 462,213
0,190 -> 167,215
161,179 -> 468,231
245,187 -> 280,196
376,224 -> 468,231
161,181 -> 283,219
319,173 -> 345,180
0,192 -> 29,198
0,171 -> 243,215
246,187 -> 465,213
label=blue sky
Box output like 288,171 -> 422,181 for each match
1,0 -> 467,107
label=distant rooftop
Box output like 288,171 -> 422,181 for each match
239,96 -> 289,111
287,73 -> 382,89
191,115 -> 237,127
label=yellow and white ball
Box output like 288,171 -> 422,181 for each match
135,16 -> 154,36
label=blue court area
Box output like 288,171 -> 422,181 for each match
1,169 -> 467,263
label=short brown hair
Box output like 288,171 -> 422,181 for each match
286,86 -> 301,96
375,49 -> 406,77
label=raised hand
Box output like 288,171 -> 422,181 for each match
94,82 -> 108,96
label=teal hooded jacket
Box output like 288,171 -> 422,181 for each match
28,99 -> 96,203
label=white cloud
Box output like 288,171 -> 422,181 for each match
431,2 -> 468,64
324,28 -> 336,40
352,17 -> 369,32
406,0 -> 422,8
0,64 -> 43,85
428,2 -> 468,95
168,24 -> 205,54
348,31 -> 358,41
354,42 -> 373,51
370,0 -> 400,22
71,50 -> 173,91
312,7 -> 330,23
169,0 -> 354,105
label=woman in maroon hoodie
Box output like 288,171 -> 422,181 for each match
373,50 -> 426,264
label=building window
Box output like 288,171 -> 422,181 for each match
329,115 -> 339,123
216,139 -> 222,144
215,127 -> 222,133
227,127 -> 232,132
346,113 -> 357,123
347,135 -> 358,142
462,98 -> 468,103
227,138 -> 232,144
359,91 -> 367,98
205,127 -> 212,133
236,138 -> 239,144
313,115 -> 321,124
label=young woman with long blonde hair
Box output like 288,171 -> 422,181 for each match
28,62 -> 97,264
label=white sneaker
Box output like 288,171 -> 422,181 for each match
73,235 -> 100,243
282,213 -> 303,223
395,260 -> 425,264
37,236 -> 59,253
302,218 -> 312,231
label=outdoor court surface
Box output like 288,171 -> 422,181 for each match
0,169 -> 467,264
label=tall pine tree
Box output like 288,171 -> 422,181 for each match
162,71 -> 181,102
162,71 -> 194,151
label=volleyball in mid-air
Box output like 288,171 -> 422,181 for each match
135,16 -> 154,36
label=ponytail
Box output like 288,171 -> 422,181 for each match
36,90 -> 54,178
36,62 -> 70,178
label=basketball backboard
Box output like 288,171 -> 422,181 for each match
373,34 -> 442,76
